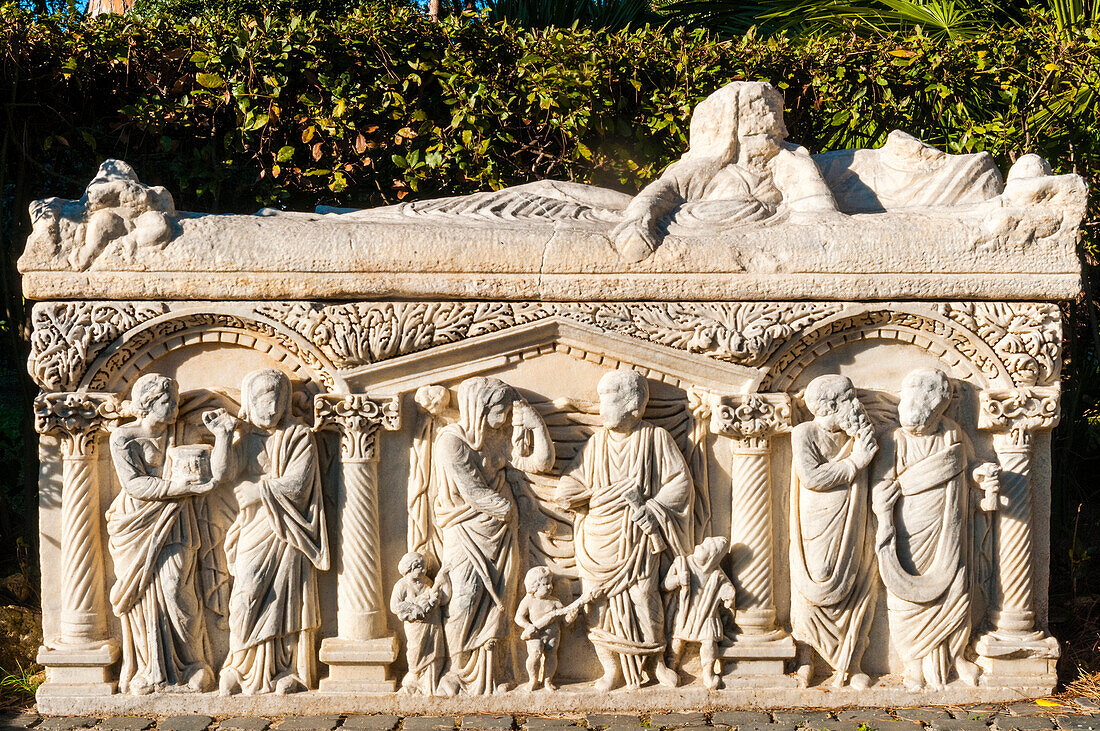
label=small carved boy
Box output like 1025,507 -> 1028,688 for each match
514,566 -> 583,691
665,536 -> 737,689
390,551 -> 445,695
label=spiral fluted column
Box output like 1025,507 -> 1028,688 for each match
710,392 -> 797,677
975,387 -> 1060,676
314,392 -> 402,693
34,392 -> 120,696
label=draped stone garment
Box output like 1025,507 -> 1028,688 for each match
390,576 -> 445,695
558,423 -> 693,686
107,429 -> 213,693
667,554 -> 736,644
432,423 -> 518,695
789,422 -> 877,677
873,419 -> 974,685
222,419 -> 329,694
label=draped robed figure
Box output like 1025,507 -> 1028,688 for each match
215,368 -> 330,696
431,376 -> 554,695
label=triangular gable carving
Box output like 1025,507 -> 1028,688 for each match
344,317 -> 764,395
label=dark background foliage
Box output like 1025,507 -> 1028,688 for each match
0,0 -> 1097,686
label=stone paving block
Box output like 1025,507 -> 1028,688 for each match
650,715 -> 707,729
896,710 -> 950,724
38,719 -> 99,731
218,719 -> 271,731
1007,706 -> 1051,718
991,718 -> 1055,731
860,722 -> 922,731
158,717 -> 213,731
1072,700 -> 1100,713
775,713 -> 834,728
521,720 -> 580,730
341,717 -> 399,731
585,718 -> 639,730
1058,716 -> 1100,731
952,709 -> 999,722
734,726 -> 797,731
805,721 -> 861,731
276,718 -> 341,731
402,719 -> 456,731
836,710 -> 897,723
97,719 -> 154,731
461,717 -> 514,731
930,721 -> 991,731
711,712 -> 772,728
0,715 -> 40,729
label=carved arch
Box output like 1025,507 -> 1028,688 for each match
762,304 -> 1014,392
79,307 -> 346,393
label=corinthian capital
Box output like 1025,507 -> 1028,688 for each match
33,392 -> 120,458
710,392 -> 792,448
978,386 -> 1060,451
314,393 -> 401,462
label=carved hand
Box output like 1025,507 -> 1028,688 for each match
850,427 -> 878,470
202,408 -> 238,437
630,502 -> 660,537
521,626 -> 536,641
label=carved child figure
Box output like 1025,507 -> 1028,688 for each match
391,551 -> 445,695
513,566 -> 582,691
664,536 -> 737,690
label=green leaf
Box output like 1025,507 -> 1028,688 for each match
196,72 -> 225,89
277,145 -> 296,163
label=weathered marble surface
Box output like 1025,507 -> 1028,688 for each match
20,80 -> 1085,714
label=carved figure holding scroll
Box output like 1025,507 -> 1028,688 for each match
391,551 -> 446,695
432,376 -> 555,696
106,373 -> 221,694
664,536 -> 737,690
557,369 -> 693,691
212,368 -> 330,696
790,374 -> 878,690
610,81 -> 838,261
513,566 -> 586,691
871,368 -> 1000,691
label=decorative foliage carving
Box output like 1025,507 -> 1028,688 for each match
710,392 -> 792,448
314,393 -> 401,462
33,391 -> 120,458
30,303 -> 168,390
938,303 -> 1061,387
257,301 -> 842,370
978,387 -> 1060,449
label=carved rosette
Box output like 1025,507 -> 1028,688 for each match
314,394 -> 401,462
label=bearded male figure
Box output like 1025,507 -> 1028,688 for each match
872,368 -> 999,690
790,374 -> 878,689
557,370 -> 694,691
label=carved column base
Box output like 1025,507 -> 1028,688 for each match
35,640 -> 119,697
975,630 -> 1059,660
717,632 -> 796,677
318,636 -> 399,694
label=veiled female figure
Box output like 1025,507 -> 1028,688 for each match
106,373 -> 220,695
432,377 -> 554,695
212,368 -> 330,696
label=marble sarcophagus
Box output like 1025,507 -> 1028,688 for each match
18,81 -> 1087,714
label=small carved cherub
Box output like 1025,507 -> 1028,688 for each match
513,566 -> 586,692
390,551 -> 445,695
665,536 -> 737,690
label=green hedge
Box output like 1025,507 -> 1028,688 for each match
0,5 -> 1097,627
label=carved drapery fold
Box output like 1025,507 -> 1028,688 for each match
976,387 -> 1060,659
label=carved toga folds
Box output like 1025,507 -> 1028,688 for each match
789,423 -> 877,679
873,420 -> 973,684
558,423 -> 693,686
223,420 -> 330,694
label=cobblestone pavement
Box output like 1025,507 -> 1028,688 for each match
3,700 -> 1099,731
